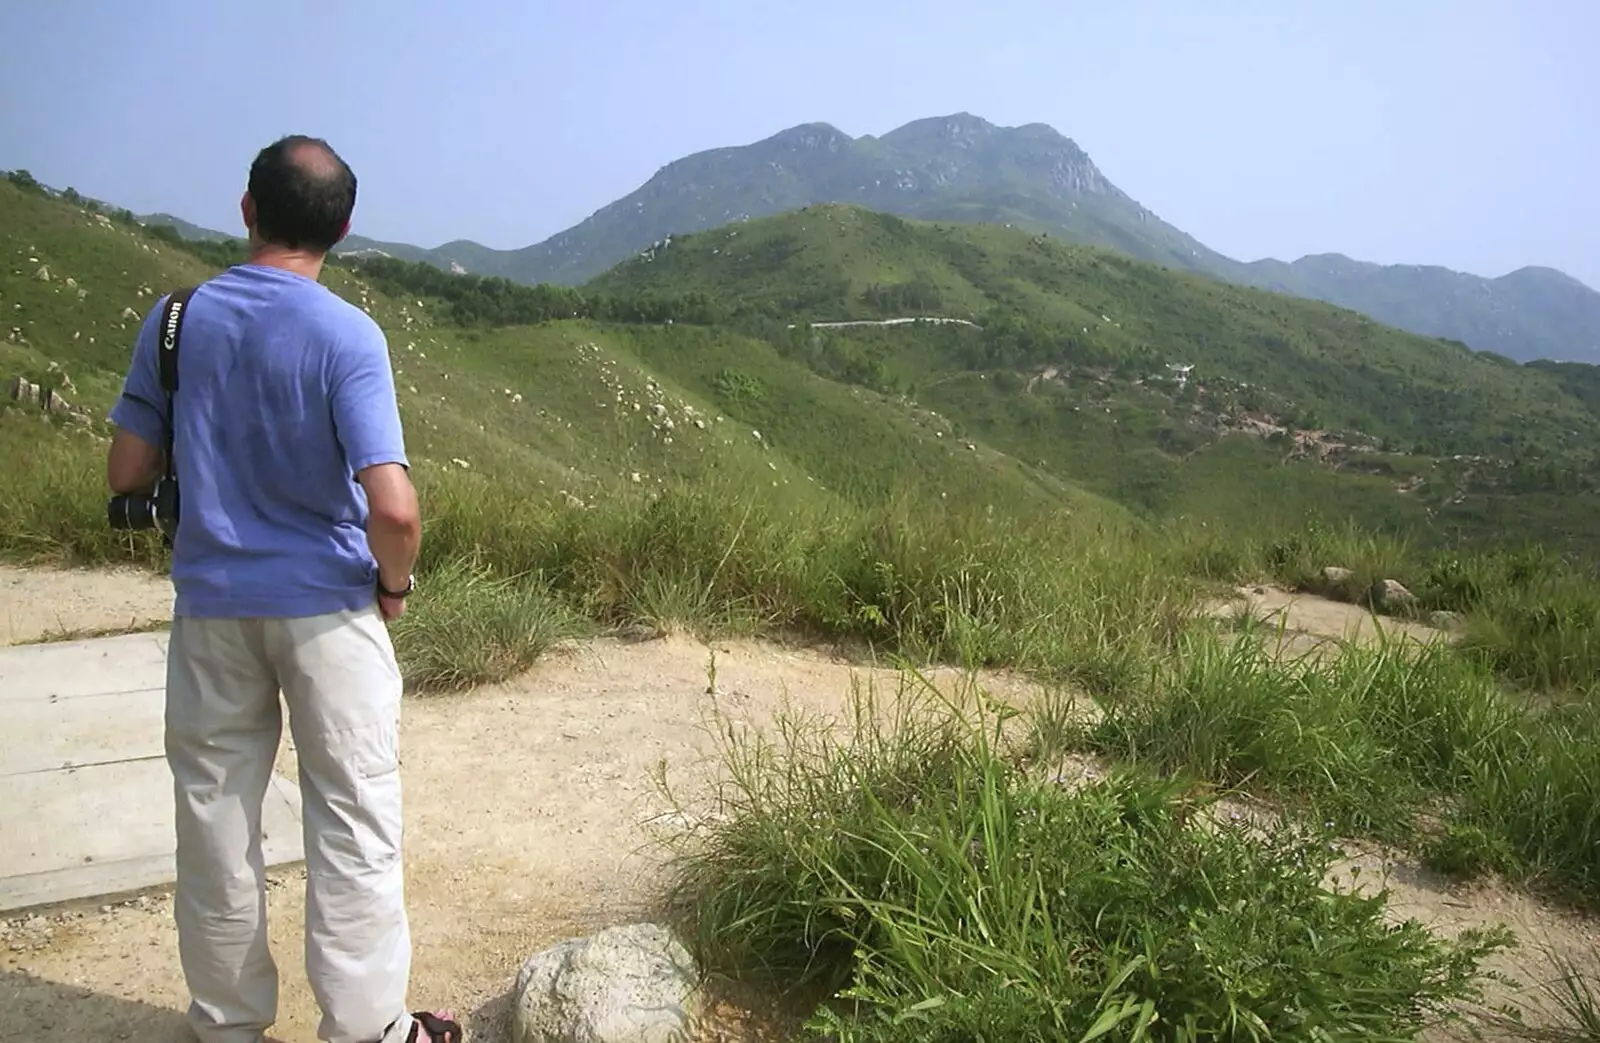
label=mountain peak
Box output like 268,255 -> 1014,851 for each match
763,122 -> 852,151
1497,265 -> 1597,294
881,112 -> 1000,147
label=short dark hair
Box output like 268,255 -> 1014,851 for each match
246,135 -> 357,252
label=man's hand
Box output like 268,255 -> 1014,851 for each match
377,593 -> 407,621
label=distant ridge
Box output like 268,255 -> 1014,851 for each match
130,112 -> 1599,364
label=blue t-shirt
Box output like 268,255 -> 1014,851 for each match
109,264 -> 408,619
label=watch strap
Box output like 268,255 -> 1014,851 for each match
377,573 -> 414,599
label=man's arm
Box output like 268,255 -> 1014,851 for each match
107,429 -> 164,494
357,462 -> 420,593
330,320 -> 419,597
107,303 -> 168,493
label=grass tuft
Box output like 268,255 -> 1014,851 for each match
388,555 -> 582,693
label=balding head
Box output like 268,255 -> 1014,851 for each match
246,135 -> 357,254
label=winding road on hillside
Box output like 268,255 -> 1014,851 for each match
784,316 -> 983,330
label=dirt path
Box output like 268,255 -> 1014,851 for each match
1208,583 -> 1447,659
0,564 -> 172,645
0,622 -> 1037,1042
2,570 -> 1596,1042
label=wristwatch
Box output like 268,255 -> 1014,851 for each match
377,573 -> 415,599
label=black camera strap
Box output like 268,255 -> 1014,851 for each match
157,285 -> 198,482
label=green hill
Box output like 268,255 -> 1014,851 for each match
581,204 -> 1600,553
0,177 -> 1118,552
591,206 -> 1600,458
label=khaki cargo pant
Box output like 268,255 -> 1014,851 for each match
164,605 -> 416,1043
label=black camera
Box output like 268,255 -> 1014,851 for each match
108,476 -> 180,537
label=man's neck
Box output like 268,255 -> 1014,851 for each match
247,243 -> 326,282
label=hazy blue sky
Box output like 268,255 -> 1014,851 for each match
2,0 -> 1594,287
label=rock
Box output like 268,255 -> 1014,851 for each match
1321,566 -> 1354,587
9,376 -> 39,406
42,387 -> 71,414
1429,609 -> 1464,632
512,923 -> 699,1043
1369,579 -> 1417,613
120,306 -> 139,320
64,276 -> 77,288
616,622 -> 663,643
32,265 -> 49,282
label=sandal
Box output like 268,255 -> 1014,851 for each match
406,1010 -> 462,1042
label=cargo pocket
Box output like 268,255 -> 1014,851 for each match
353,720 -> 404,867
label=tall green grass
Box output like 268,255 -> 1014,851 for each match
657,676 -> 1512,1042
1085,624 -> 1600,904
1171,513 -> 1600,695
0,413 -> 1189,690
414,469 -> 1193,690
0,415 -> 166,569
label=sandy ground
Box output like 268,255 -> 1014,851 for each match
0,564 -> 173,645
2,569 -> 1597,1042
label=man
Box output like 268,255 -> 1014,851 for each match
107,135 -> 458,1043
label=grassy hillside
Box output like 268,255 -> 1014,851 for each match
2,180 -> 1111,525
583,205 -> 1600,550
590,206 -> 1598,457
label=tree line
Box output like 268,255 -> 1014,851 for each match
339,255 -> 727,327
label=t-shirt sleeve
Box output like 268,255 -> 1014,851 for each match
329,318 -> 409,475
107,301 -> 168,447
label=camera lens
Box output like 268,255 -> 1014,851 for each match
107,494 -> 155,531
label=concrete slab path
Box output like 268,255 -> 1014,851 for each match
0,632 -> 304,913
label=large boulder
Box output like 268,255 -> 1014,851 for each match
512,923 -> 700,1043
1368,579 -> 1417,614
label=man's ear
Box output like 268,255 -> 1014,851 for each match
334,218 -> 350,246
240,191 -> 255,233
